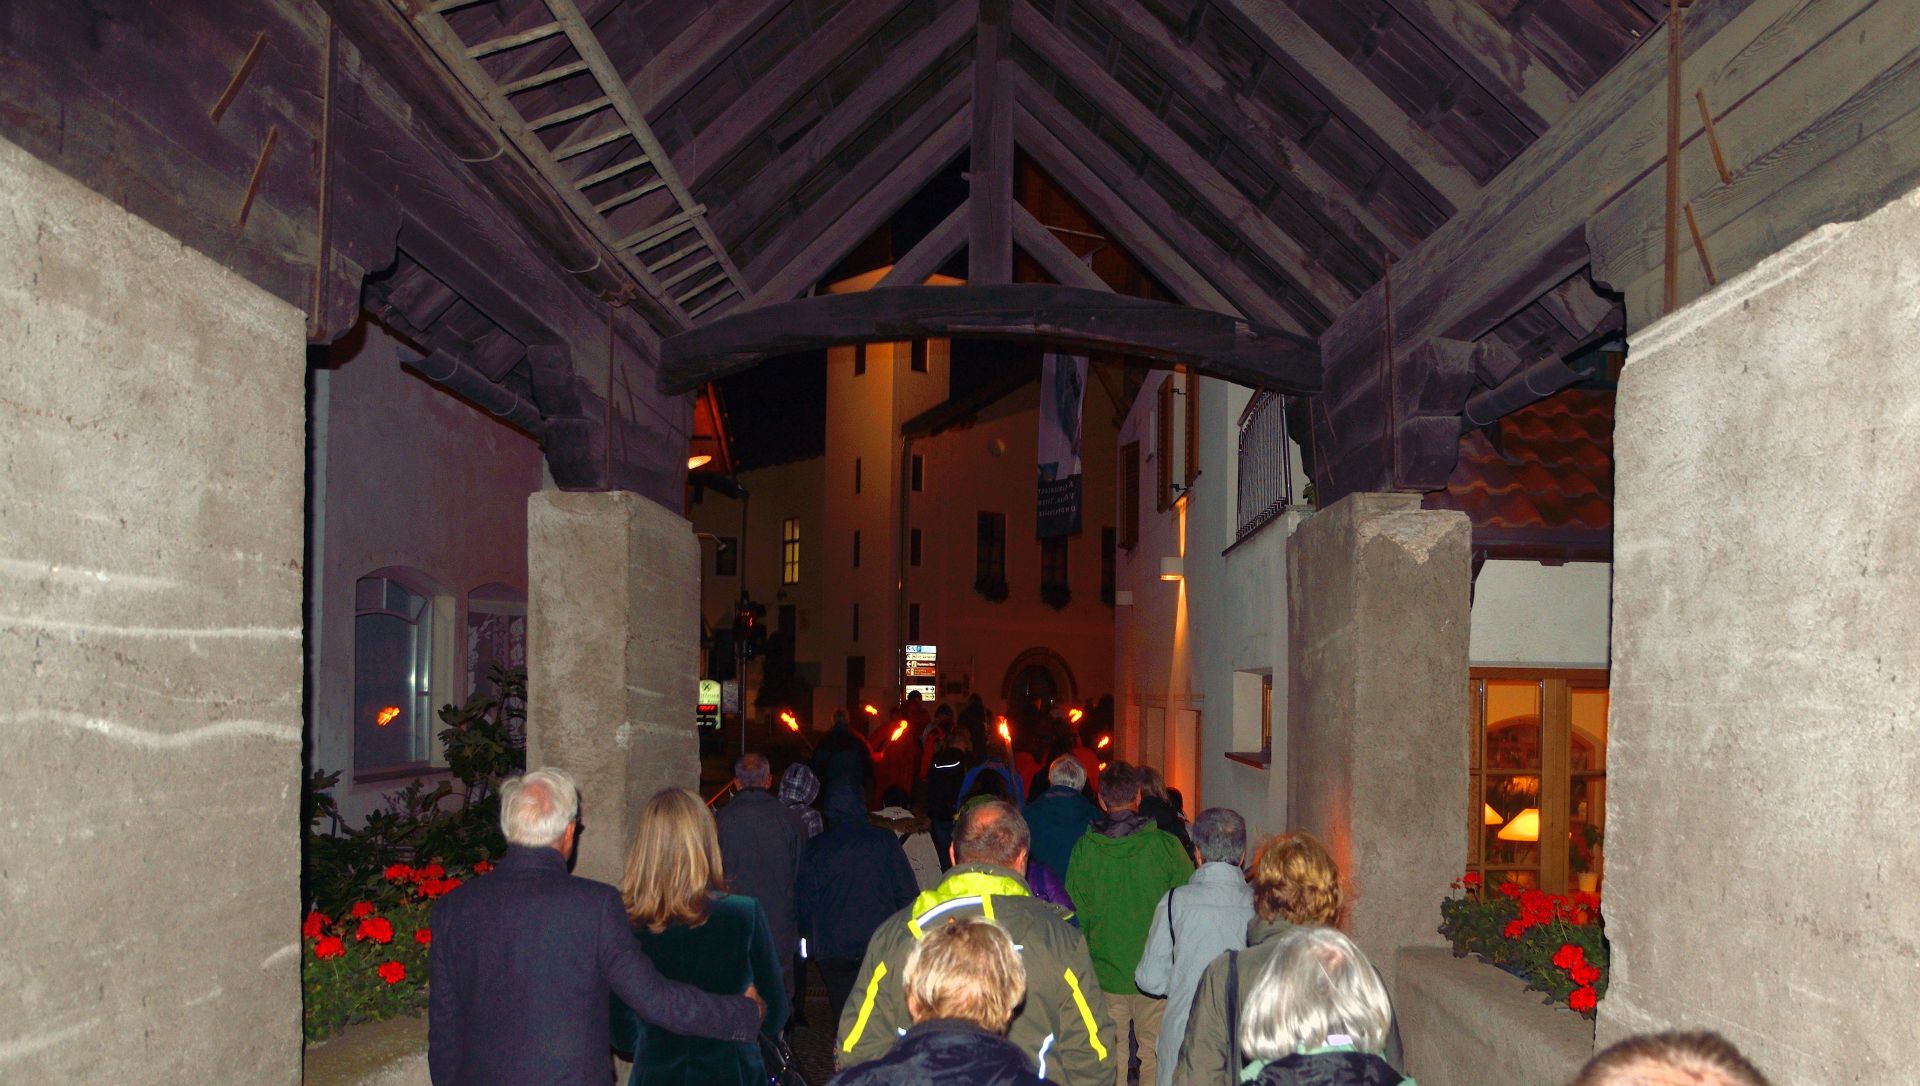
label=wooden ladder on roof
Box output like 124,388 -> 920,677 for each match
408,0 -> 751,326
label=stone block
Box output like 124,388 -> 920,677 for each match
1396,948 -> 1592,1086
526,490 -> 700,885
1286,493 -> 1471,989
1604,185 -> 1920,1080
0,135 -> 306,1081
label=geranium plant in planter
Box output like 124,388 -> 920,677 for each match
1438,873 -> 1609,1017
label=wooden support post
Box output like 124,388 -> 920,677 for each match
970,0 -> 1014,284
1695,88 -> 1736,184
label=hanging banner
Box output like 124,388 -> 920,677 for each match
1036,352 -> 1088,538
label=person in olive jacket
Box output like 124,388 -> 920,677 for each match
835,800 -> 1117,1086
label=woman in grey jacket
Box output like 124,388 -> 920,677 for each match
1134,808 -> 1255,1086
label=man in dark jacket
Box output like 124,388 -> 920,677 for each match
812,708 -> 876,799
837,800 -> 1116,1085
716,752 -> 808,996
796,784 -> 919,1023
429,767 -> 762,1086
830,916 -> 1043,1086
1024,755 -> 1100,885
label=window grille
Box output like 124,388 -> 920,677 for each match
1235,392 -> 1293,542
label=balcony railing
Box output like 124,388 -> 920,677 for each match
1235,392 -> 1293,542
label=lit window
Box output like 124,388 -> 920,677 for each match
782,518 -> 801,585
466,583 -> 525,700
1467,671 -> 1610,894
354,573 -> 438,778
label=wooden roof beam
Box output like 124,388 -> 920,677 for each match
1012,204 -> 1111,292
626,0 -> 792,118
1012,94 -> 1250,321
1211,0 -> 1481,213
970,0 -> 1015,283
877,199 -> 971,288
1016,6 -> 1353,322
1378,0 -> 1576,134
678,0 -> 917,190
1080,0 -> 1409,263
715,0 -> 977,245
659,285 -> 1321,394
744,88 -> 973,306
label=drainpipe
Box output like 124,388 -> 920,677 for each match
1460,357 -> 1582,430
896,434 -> 916,704
397,346 -> 547,436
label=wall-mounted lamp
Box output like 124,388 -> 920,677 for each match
687,454 -> 713,470
1159,556 -> 1184,582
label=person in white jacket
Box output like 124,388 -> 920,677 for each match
1132,807 -> 1255,1086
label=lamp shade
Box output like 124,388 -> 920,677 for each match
686,454 -> 713,470
1496,807 -> 1541,842
1483,803 -> 1503,826
1159,556 -> 1184,582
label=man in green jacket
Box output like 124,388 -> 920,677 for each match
1066,763 -> 1193,1086
835,799 -> 1117,1085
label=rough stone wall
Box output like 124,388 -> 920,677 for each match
1286,493 -> 1471,990
0,136 -> 305,1080
1396,948 -> 1592,1086
1604,186 -> 1920,1080
526,491 -> 700,885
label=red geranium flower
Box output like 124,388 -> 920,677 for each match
1552,944 -> 1587,970
1503,920 -> 1528,939
313,936 -> 346,960
411,863 -> 445,884
376,961 -> 407,985
302,911 -> 330,939
384,863 -> 414,882
473,860 -> 494,875
1497,881 -> 1523,899
348,901 -> 375,919
419,876 -> 462,900
1461,872 -> 1483,887
1571,962 -> 1602,987
414,927 -> 433,946
1569,985 -> 1598,1013
355,916 -> 395,945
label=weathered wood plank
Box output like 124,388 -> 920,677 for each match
745,88 -> 973,304
679,0 -> 914,189
1015,5 -> 1353,321
1379,0 -> 1577,133
627,0 -> 791,117
659,285 -> 1321,394
713,0 -> 975,246
1012,73 -> 1301,331
1012,204 -> 1111,292
970,0 -> 1015,283
877,200 -> 971,287
1212,0 -> 1483,213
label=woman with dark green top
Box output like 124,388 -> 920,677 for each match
610,787 -> 790,1086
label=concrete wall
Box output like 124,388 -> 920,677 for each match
0,135 -> 305,1081
1286,493 -> 1471,991
1603,186 -> 1920,1081
308,322 -> 544,825
1470,560 -> 1612,668
1396,948 -> 1592,1086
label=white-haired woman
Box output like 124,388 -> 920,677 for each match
1235,928 -> 1413,1085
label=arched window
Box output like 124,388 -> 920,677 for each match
354,573 -> 437,777
467,582 -> 526,698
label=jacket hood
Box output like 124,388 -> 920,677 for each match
779,762 -> 820,806
907,864 -> 1031,934
1093,809 -> 1153,839
823,784 -> 868,828
1247,912 -> 1299,947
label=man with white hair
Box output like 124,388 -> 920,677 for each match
1024,754 -> 1100,886
428,767 -> 764,1085
1133,807 -> 1254,1086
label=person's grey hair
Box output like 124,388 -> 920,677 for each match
1239,928 -> 1393,1059
1047,753 -> 1087,791
952,800 -> 1031,868
500,767 -> 580,847
1192,807 -> 1247,864
734,752 -> 772,789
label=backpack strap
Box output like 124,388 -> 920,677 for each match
1226,950 -> 1241,1077
1167,887 -> 1178,947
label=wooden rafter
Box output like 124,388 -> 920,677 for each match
678,0 -> 916,189
970,0 -> 1015,283
1016,5 -> 1353,323
1012,100 -> 1245,319
1012,205 -> 1111,292
746,86 -> 974,304
877,200 -> 972,288
716,0 -> 977,247
659,285 -> 1321,394
1211,0 -> 1482,213
1378,0 -> 1576,133
1013,74 -> 1301,330
1080,0 -> 1408,263
625,0 -> 791,117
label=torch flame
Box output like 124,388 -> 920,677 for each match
1096,735 -> 1111,750
375,705 -> 401,727
862,704 -> 880,716
1067,708 -> 1084,723
780,710 -> 800,732
997,718 -> 1012,745
890,721 -> 909,742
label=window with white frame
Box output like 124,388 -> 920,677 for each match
354,573 -> 439,777
466,583 -> 526,699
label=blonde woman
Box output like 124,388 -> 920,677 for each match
611,787 -> 789,1086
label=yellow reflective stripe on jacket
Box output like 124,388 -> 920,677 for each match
842,962 -> 889,1054
1063,967 -> 1108,1061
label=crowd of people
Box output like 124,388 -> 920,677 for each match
425,698 -> 1774,1086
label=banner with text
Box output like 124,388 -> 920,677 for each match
1037,352 -> 1088,538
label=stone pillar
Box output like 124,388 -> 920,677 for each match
1603,188 -> 1920,1079
1286,493 -> 1471,989
526,490 -> 700,885
0,137 -> 306,1080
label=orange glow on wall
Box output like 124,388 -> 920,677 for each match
375,706 -> 401,728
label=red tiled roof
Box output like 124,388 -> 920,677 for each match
1425,388 -> 1613,561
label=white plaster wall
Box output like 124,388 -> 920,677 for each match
307,322 -> 544,826
1469,560 -> 1613,667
